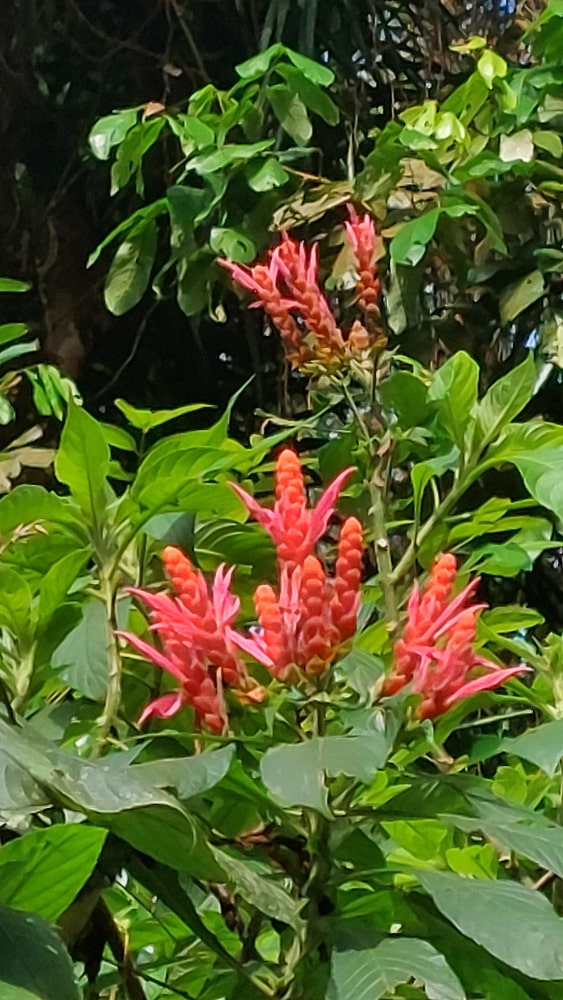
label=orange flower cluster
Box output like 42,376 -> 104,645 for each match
234,449 -> 363,679
385,554 -> 529,719
119,450 -> 362,731
220,204 -> 385,368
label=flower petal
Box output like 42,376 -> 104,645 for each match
443,664 -> 530,708
310,467 -> 354,541
138,692 -> 187,725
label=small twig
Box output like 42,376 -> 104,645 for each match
533,870 -> 555,891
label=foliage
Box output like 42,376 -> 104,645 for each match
4,4 -> 563,1000
3,187 -> 563,997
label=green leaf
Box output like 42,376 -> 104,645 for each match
390,208 -> 440,267
52,596 -> 129,701
0,324 -> 29,347
275,64 -> 339,125
499,271 -> 545,324
418,869 -> 563,980
114,398 -> 211,434
0,566 -> 32,639
476,353 -> 536,446
0,720 -> 223,881
0,825 -> 106,922
104,219 -> 158,315
260,731 -> 390,816
502,719 -> 563,777
190,140 -> 274,173
0,904 -> 79,1000
0,395 -> 15,425
428,351 -> 479,451
87,199 -> 167,267
55,400 -> 110,527
329,938 -> 465,1000
477,50 -> 507,89
266,85 -> 312,145
88,108 -> 138,160
0,279 -> 30,293
0,340 -> 39,367
285,49 -> 334,86
235,44 -> 284,79
132,746 -> 234,799
212,850 -> 304,931
246,157 -> 290,191
210,227 -> 256,263
38,550 -> 89,626
533,130 -> 563,158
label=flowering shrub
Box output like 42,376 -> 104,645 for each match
5,48 -> 563,1000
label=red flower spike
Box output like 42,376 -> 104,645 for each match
254,582 -> 293,679
331,516 -> 363,642
219,258 -> 311,367
118,549 -> 271,732
298,555 -> 339,675
345,205 -> 382,321
231,448 -> 354,573
385,553 -> 531,718
273,237 -> 345,354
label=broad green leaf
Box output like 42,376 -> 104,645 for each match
246,157 -> 290,191
210,227 -> 256,263
511,447 -> 563,521
99,422 -> 137,452
88,108 -> 138,160
266,85 -> 312,144
52,596 -> 129,701
55,401 -> 110,527
87,199 -> 167,267
418,869 -> 563,980
114,398 -> 211,434
378,371 -> 431,428
104,219 -> 158,315
533,130 -> 563,157
286,49 -> 334,86
0,395 -> 14,425
390,208 -> 440,267
0,485 -> 84,537
0,825 -> 106,922
0,720 -> 223,880
0,279 -> 30,293
499,271 -> 545,324
110,118 -> 165,194
260,731 -> 390,815
0,904 -> 79,1000
275,64 -> 339,124
0,324 -> 29,346
132,746 -> 234,799
0,340 -> 39,367
38,550 -> 89,626
211,850 -> 303,931
0,751 -> 49,816
477,50 -> 507,89
0,566 -> 32,639
502,719 -> 563,777
428,351 -> 479,451
235,44 -> 284,79
475,353 -> 536,446
329,938 -> 465,1000
190,140 -> 273,173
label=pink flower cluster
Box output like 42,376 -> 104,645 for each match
385,554 -> 529,719
220,205 -> 385,368
119,449 -> 363,731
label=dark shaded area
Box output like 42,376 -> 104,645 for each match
0,0 -> 532,423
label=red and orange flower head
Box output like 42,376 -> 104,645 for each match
385,553 -> 530,718
236,449 -> 363,678
344,205 -> 382,325
117,548 -> 271,732
231,447 -> 354,573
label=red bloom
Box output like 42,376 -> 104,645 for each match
118,549 -> 271,732
344,205 -> 382,323
231,448 -> 354,573
385,554 -> 530,718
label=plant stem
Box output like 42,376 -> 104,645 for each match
369,468 -> 398,628
92,572 -> 122,757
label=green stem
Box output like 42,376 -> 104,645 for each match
92,573 -> 122,757
369,470 -> 398,628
